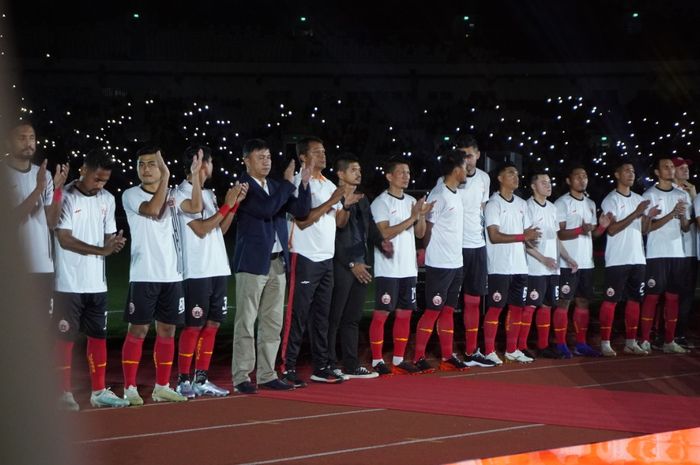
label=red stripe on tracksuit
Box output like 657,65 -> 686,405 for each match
279,252 -> 298,373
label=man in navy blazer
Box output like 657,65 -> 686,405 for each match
231,139 -> 311,394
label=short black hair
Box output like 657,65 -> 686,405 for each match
5,120 -> 35,139
652,156 -> 672,171
384,156 -> 410,174
440,149 -> 466,177
529,169 -> 550,185
84,149 -> 116,171
565,163 -> 587,178
614,157 -> 636,172
454,134 -> 478,151
182,144 -> 212,175
242,138 -> 269,158
135,145 -> 161,158
296,136 -> 323,157
335,153 -> 360,173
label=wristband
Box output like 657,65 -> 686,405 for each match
572,226 -> 584,235
230,202 -> 240,215
52,188 -> 63,203
595,224 -> 607,235
515,234 -> 525,242
218,204 -> 231,217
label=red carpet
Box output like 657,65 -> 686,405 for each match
258,375 -> 700,434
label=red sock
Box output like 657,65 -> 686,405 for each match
535,306 -> 551,349
369,311 -> 389,360
598,301 -> 616,341
195,326 -> 218,371
154,336 -> 175,386
122,334 -> 144,388
663,293 -> 680,343
553,307 -> 568,344
505,306 -> 523,353
573,307 -> 589,344
625,301 -> 641,340
392,310 -> 412,358
640,294 -> 660,341
518,306 -> 535,350
483,307 -> 502,354
413,309 -> 440,361
56,340 -> 74,392
437,306 -> 455,359
178,326 -> 200,376
87,337 -> 107,392
463,294 -> 481,354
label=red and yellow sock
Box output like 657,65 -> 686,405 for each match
154,336 -> 174,386
122,333 -> 144,388
535,306 -> 551,349
598,301 -> 616,342
573,307 -> 589,344
437,306 -> 455,359
369,311 -> 389,360
483,307 -> 502,354
195,326 -> 218,371
463,294 -> 481,354
87,337 -> 107,392
392,310 -> 412,359
413,309 -> 440,361
56,340 -> 74,392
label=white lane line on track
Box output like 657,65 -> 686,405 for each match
77,408 -> 385,444
576,371 -> 700,389
234,424 -> 545,465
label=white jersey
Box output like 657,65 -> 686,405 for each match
2,162 -> 54,273
485,193 -> 530,275
643,185 -> 691,259
600,190 -> 646,267
554,193 -> 597,269
122,186 -> 182,283
288,173 -> 339,262
525,198 -> 560,276
174,181 -> 231,279
459,169 -> 490,248
425,182 -> 464,269
54,181 -> 116,293
370,191 -> 418,278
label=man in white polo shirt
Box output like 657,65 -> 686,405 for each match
281,137 -> 350,386
53,149 -> 129,410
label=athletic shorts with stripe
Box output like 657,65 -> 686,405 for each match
374,276 -> 417,311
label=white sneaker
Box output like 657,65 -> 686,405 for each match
59,391 -> 80,412
600,342 -> 617,357
192,379 -> 230,397
505,350 -> 533,363
332,368 -> 351,381
640,340 -> 651,352
663,341 -> 690,354
484,351 -> 503,365
623,341 -> 648,355
152,384 -> 188,402
90,388 -> 130,408
123,385 -> 144,406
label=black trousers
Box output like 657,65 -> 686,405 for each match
328,261 -> 368,372
678,257 -> 698,337
285,255 -> 334,371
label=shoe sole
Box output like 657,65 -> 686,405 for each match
124,397 -> 144,406
345,373 -> 380,379
464,360 -> 497,367
151,395 -> 187,403
309,377 -> 343,384
195,391 -> 229,397
90,400 -> 129,408
438,363 -> 469,372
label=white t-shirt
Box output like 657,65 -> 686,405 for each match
54,181 -> 116,293
425,182 -> 464,269
370,191 -> 418,278
122,186 -> 182,283
554,193 -> 597,269
485,193 -> 530,275
288,174 -> 339,262
3,162 -> 54,273
600,190 -> 646,267
643,185 -> 691,259
459,169 -> 490,248
525,197 -> 560,276
174,180 -> 231,279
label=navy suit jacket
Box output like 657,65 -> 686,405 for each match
232,172 -> 311,275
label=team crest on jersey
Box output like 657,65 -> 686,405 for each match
192,306 -> 204,319
128,302 -> 136,315
432,294 -> 443,307
647,279 -> 656,289
529,290 -> 539,301
492,291 -> 502,303
606,287 -> 615,297
58,319 -> 70,333
100,204 -> 107,216
561,284 -> 571,295
381,293 -> 391,305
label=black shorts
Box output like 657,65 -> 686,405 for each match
645,258 -> 686,295
54,292 -> 107,340
183,276 -> 229,326
124,281 -> 185,325
603,265 -> 645,302
486,274 -> 528,308
526,275 -> 559,307
559,268 -> 594,301
31,272 -> 55,318
425,266 -> 463,310
680,257 -> 697,295
461,247 -> 488,296
374,276 -> 417,311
